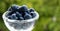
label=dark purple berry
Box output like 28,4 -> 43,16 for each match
24,13 -> 32,20
11,5 -> 19,11
18,17 -> 24,20
10,13 -> 18,20
15,12 -> 22,17
30,12 -> 36,18
29,8 -> 34,12
18,6 -> 28,12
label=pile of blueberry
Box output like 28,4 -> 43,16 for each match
6,5 -> 36,20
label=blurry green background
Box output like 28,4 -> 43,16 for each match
0,0 -> 60,31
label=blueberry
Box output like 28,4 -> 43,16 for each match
7,5 -> 36,20
19,12 -> 25,16
18,17 -> 24,20
29,8 -> 34,12
9,11 -> 14,15
24,13 -> 32,20
30,12 -> 36,18
30,8 -> 34,12
15,12 -> 22,17
25,11 -> 30,14
18,6 -> 28,12
6,11 -> 14,17
10,13 -> 18,20
11,5 -> 19,11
